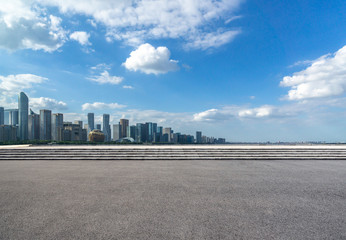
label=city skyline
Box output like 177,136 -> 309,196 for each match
1,91 -> 223,144
0,1 -> 346,142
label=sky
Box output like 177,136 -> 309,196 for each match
0,0 -> 346,142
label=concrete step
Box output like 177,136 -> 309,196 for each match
1,147 -> 346,160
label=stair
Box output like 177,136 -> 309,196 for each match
1,145 -> 346,160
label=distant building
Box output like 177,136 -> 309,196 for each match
163,127 -> 172,142
62,122 -> 87,142
40,109 -> 51,141
28,109 -> 40,140
52,113 -> 63,141
5,109 -> 18,126
145,122 -> 153,142
96,124 -> 101,130
0,125 -> 17,142
103,114 -> 111,142
18,92 -> 29,140
89,129 -> 105,143
120,119 -> 129,138
154,126 -> 163,143
127,125 -> 136,140
135,123 -> 145,143
113,124 -> 121,141
196,131 -> 202,143
87,113 -> 94,134
0,107 -> 4,125
74,120 -> 83,128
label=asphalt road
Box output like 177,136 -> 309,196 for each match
0,160 -> 345,239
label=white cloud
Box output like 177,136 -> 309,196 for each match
281,45 -> 346,100
123,85 -> 134,89
90,63 -> 111,71
185,30 -> 240,50
111,109 -> 192,126
0,0 -> 67,52
82,102 -> 126,111
36,0 -> 243,50
88,71 -> 123,85
30,97 -> 67,111
0,73 -> 47,96
238,106 -> 274,118
123,43 -> 179,75
193,105 -> 300,122
70,31 -> 91,46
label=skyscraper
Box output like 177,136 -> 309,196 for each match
196,131 -> 202,144
87,113 -> 94,134
28,109 -> 40,140
103,114 -> 111,142
0,107 -> 4,125
113,123 -> 121,141
40,109 -> 51,141
120,119 -> 129,138
5,109 -> 19,126
163,127 -> 172,142
52,113 -> 63,141
145,122 -> 153,142
96,124 -> 101,130
127,125 -> 136,140
18,92 -> 28,140
135,123 -> 145,143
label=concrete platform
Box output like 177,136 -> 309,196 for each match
0,146 -> 346,239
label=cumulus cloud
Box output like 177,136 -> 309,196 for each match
88,71 -> 123,85
70,31 -> 91,46
123,43 -> 179,75
0,73 -> 47,96
281,45 -> 346,100
0,1 -> 67,52
82,102 -> 126,111
36,0 -> 243,50
30,97 -> 67,111
238,106 -> 274,118
193,105 -> 300,122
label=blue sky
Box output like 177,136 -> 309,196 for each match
1,0 -> 346,142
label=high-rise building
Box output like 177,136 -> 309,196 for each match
113,124 -> 121,141
163,127 -> 172,142
52,113 -> 63,141
0,125 -> 17,142
120,119 -> 129,138
40,109 -> 51,141
196,131 -> 202,144
145,122 -> 153,142
0,107 -> 4,125
18,92 -> 29,140
28,109 -> 40,140
4,109 -> 18,126
87,113 -> 94,134
127,125 -> 136,140
154,126 -> 163,143
96,124 -> 101,130
135,123 -> 145,143
103,114 -> 111,142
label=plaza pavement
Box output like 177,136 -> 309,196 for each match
0,145 -> 345,239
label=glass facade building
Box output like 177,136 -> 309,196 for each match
18,92 -> 28,140
40,109 -> 52,141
